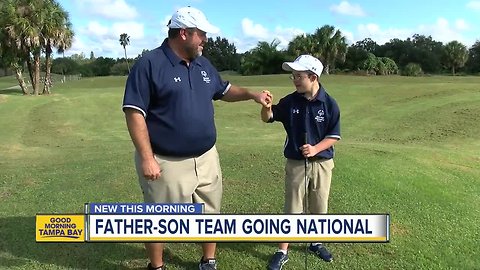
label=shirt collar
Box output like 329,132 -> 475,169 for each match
160,38 -> 202,67
294,84 -> 327,102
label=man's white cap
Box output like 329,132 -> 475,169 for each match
167,6 -> 219,34
282,55 -> 324,77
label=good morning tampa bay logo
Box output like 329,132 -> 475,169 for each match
36,215 -> 85,242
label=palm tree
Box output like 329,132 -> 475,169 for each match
119,33 -> 130,73
286,26 -> 347,75
0,13 -> 30,95
443,41 -> 468,75
11,0 -> 47,95
311,25 -> 347,74
41,0 -> 73,94
1,0 -> 41,94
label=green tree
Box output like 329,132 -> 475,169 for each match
362,53 -> 378,75
203,37 -> 237,71
287,34 -> 315,58
287,26 -> 347,74
2,0 -> 44,94
354,38 -> 379,54
310,25 -> 347,74
402,63 -> 423,76
465,40 -> 480,74
0,0 -> 73,95
119,33 -> 130,73
379,57 -> 399,75
0,0 -> 29,94
240,40 -> 287,75
40,0 -> 73,94
443,41 -> 468,75
51,57 -> 80,76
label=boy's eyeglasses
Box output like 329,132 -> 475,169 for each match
289,74 -> 310,80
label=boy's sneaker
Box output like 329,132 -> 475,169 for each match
308,244 -> 333,262
147,263 -> 165,270
199,258 -> 217,270
267,251 -> 289,270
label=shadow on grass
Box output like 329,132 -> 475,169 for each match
0,88 -> 25,95
0,217 -> 217,269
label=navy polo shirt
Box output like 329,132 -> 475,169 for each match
122,39 -> 230,157
270,86 -> 341,160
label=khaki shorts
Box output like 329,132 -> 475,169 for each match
284,158 -> 334,214
135,145 -> 222,213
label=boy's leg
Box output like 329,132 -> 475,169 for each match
308,158 -> 334,214
268,159 -> 307,269
308,158 -> 335,262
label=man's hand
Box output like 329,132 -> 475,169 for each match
142,157 -> 161,180
254,90 -> 272,107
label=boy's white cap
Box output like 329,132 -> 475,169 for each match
282,55 -> 324,77
167,6 -> 219,34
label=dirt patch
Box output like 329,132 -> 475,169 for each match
390,222 -> 409,236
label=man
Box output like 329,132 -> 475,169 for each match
122,6 -> 271,270
261,55 -> 341,270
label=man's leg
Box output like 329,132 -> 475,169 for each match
193,146 -> 222,267
146,243 -> 165,268
202,243 -> 216,259
135,152 -> 198,268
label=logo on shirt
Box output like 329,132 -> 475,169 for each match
201,70 -> 211,83
292,108 -> 300,114
174,77 -> 181,82
315,109 -> 325,122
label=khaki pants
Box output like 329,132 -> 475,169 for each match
135,145 -> 222,213
284,158 -> 334,214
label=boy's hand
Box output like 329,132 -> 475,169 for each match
300,144 -> 318,158
262,90 -> 273,108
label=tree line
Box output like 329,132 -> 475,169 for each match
203,28 -> 479,77
1,1 -> 479,97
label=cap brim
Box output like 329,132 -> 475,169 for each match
282,62 -> 308,72
198,23 -> 219,34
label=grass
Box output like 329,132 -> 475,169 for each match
0,74 -> 479,269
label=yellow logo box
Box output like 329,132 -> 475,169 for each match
36,214 -> 85,242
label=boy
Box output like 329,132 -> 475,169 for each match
261,55 -> 341,270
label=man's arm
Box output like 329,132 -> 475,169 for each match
124,108 -> 161,180
222,85 -> 271,106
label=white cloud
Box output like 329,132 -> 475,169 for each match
455,19 -> 469,30
466,1 -> 480,10
112,22 -> 145,39
75,0 -> 138,20
86,22 -> 109,37
330,1 -> 366,17
340,29 -> 355,44
235,19 -> 305,53
241,18 -> 269,39
74,21 -> 148,58
356,23 -> 411,44
418,17 -> 471,44
352,18 -> 473,47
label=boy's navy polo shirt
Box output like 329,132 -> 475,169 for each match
270,86 -> 341,160
122,39 -> 230,157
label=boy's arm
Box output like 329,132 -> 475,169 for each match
261,104 -> 273,122
260,90 -> 273,123
300,138 -> 339,158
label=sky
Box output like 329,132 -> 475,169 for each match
57,0 -> 480,59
